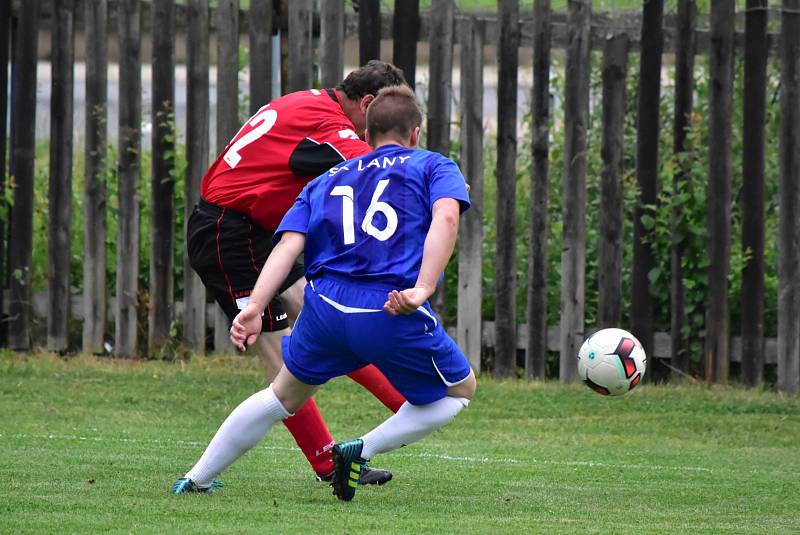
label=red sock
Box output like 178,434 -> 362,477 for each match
282,398 -> 335,477
347,365 -> 406,413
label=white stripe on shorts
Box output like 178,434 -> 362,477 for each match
317,293 -> 383,314
431,357 -> 469,387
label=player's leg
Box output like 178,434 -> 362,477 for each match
329,295 -> 476,500
251,329 -> 339,478
281,276 -> 406,413
184,208 -> 340,481
174,368 -> 318,493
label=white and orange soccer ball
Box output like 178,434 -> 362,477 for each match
577,328 -> 647,396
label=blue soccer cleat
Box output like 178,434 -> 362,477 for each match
171,477 -> 224,494
331,439 -> 370,501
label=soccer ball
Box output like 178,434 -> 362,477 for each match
577,328 -> 647,396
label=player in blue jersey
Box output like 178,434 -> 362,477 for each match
189,85 -> 476,501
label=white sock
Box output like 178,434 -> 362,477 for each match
185,386 -> 291,486
360,397 -> 470,460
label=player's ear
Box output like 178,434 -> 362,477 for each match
409,126 -> 420,148
360,94 -> 375,114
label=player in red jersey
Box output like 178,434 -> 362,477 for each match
178,62 -> 407,491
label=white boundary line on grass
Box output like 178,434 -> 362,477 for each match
0,432 -> 713,474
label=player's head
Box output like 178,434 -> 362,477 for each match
337,61 -> 408,136
364,85 -> 422,149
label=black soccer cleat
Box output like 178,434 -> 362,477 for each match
318,463 -> 392,487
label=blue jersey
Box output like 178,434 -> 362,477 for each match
275,143 -> 470,290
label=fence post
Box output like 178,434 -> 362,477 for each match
778,0 -> 800,394
495,0 -> 519,378
288,0 -> 312,92
83,0 -> 108,354
427,0 -> 454,317
670,0 -> 696,378
526,0 -> 552,380
183,0 -> 209,352
320,0 -> 344,88
706,0 -> 735,384
250,0 -> 273,113
47,0 -> 75,352
149,0 -> 176,354
741,0 -> 768,386
8,0 -> 39,350
559,0 -> 591,382
393,0 -> 419,88
631,0 -> 664,369
116,0 -> 142,358
597,32 -> 629,329
359,0 -> 380,65
0,0 -> 10,347
214,0 -> 239,352
457,16 -> 484,374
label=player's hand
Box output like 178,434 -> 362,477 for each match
230,304 -> 263,351
383,287 -> 430,316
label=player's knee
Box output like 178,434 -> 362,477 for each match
447,369 -> 477,400
280,277 -> 306,322
254,332 -> 288,381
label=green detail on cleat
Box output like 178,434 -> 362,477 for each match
331,439 -> 367,501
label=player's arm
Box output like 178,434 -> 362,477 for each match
384,198 -> 461,316
230,231 -> 306,350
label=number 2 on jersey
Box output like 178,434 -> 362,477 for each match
330,179 -> 398,245
223,107 -> 278,168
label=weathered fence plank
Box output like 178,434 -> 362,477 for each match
47,0 -> 75,352
427,0 -> 454,317
706,0 -> 735,384
183,0 -> 209,352
426,0 -> 454,157
149,0 -> 176,353
457,16 -> 484,373
631,0 -> 664,366
393,0 -> 419,88
249,0 -> 272,113
494,0 -> 519,378
116,0 -> 142,358
670,0 -> 696,378
526,0 -> 552,380
359,0 -> 380,65
778,0 -> 800,394
83,0 -> 108,354
740,0 -> 768,386
597,32 -> 628,329
214,0 -> 239,352
320,0 -> 344,88
0,0 -> 9,347
8,0 -> 39,350
559,0 -> 591,382
287,0 -> 312,92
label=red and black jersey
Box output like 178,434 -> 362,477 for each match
201,88 -> 371,231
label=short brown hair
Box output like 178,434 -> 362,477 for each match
337,60 -> 407,101
366,85 -> 423,141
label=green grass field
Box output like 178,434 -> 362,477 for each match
2,352 -> 799,534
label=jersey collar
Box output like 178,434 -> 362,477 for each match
326,88 -> 342,106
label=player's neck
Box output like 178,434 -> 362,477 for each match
371,139 -> 409,150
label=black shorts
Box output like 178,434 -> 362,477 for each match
186,199 -> 305,332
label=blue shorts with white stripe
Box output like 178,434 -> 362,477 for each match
283,276 -> 472,405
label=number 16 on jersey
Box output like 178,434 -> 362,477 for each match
330,180 -> 398,245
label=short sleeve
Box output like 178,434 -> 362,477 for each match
426,153 -> 471,213
274,187 -> 312,244
309,115 -> 372,161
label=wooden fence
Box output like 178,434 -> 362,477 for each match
3,0 -> 800,393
